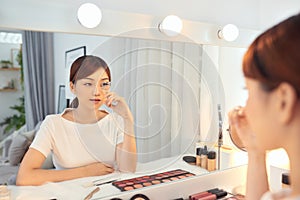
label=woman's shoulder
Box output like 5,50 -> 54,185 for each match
42,111 -> 66,124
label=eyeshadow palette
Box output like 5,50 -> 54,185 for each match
112,169 -> 195,191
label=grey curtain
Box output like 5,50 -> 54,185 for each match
22,31 -> 55,130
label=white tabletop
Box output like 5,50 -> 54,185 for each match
8,155 -> 208,200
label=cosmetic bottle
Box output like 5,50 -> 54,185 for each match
281,173 -> 290,188
200,145 -> 208,169
196,147 -> 202,166
207,151 -> 216,172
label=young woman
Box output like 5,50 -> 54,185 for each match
228,13 -> 300,199
17,55 -> 137,186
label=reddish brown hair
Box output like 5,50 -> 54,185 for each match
69,55 -> 111,108
243,13 -> 300,96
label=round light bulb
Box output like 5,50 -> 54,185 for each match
77,3 -> 102,28
159,15 -> 183,37
219,24 -> 239,42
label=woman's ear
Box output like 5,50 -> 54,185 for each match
275,82 -> 298,124
70,82 -> 76,94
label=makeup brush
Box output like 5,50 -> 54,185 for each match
84,187 -> 100,200
82,178 -> 119,188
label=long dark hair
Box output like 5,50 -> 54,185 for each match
68,55 -> 111,108
243,13 -> 300,96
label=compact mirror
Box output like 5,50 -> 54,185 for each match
227,126 -> 246,151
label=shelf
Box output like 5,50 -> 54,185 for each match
0,88 -> 17,92
0,67 -> 20,71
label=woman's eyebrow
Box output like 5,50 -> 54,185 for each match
82,77 -> 109,81
82,78 -> 95,81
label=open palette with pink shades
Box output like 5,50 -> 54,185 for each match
112,169 -> 195,191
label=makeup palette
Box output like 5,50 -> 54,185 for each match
112,169 -> 195,192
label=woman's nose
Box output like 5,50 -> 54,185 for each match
93,85 -> 105,95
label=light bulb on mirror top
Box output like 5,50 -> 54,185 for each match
77,3 -> 102,28
218,24 -> 239,42
159,15 -> 183,37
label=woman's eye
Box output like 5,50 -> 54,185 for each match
102,82 -> 110,86
84,83 -> 92,86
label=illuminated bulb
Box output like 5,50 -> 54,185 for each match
158,15 -> 183,37
77,3 -> 102,28
218,24 -> 239,42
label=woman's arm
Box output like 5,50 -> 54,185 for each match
105,92 -> 137,172
17,148 -> 114,186
228,108 -> 269,200
245,152 -> 268,200
116,117 -> 137,172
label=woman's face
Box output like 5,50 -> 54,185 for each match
244,78 -> 281,151
73,68 -> 110,110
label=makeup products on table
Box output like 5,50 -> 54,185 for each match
112,169 -> 195,192
196,148 -> 202,166
129,193 -> 150,200
189,188 -> 227,200
84,187 -> 100,200
195,145 -> 213,171
200,146 -> 208,169
207,151 -> 216,172
183,156 -> 196,165
282,172 -> 290,188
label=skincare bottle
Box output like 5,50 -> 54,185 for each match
207,151 -> 216,172
196,147 -> 202,166
281,173 -> 290,188
200,145 -> 208,169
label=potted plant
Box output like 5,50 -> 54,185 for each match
0,97 -> 25,134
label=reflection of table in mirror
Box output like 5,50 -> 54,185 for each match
8,155 -> 208,199
8,153 -> 249,199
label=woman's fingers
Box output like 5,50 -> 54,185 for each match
105,92 -> 120,107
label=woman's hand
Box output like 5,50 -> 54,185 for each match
228,106 -> 258,153
105,92 -> 133,122
83,162 -> 114,177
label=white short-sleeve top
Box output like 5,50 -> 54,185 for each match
30,109 -> 124,170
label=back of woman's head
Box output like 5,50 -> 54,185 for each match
243,13 -> 300,96
69,55 -> 111,108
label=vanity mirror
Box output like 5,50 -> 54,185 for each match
2,27 -> 248,172
0,2 -> 254,198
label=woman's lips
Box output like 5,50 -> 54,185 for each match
90,99 -> 101,103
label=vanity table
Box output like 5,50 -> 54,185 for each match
7,156 -> 247,200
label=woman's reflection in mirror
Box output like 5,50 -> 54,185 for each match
17,55 -> 137,186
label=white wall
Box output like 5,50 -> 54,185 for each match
259,0 -> 300,30
0,0 -> 260,32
